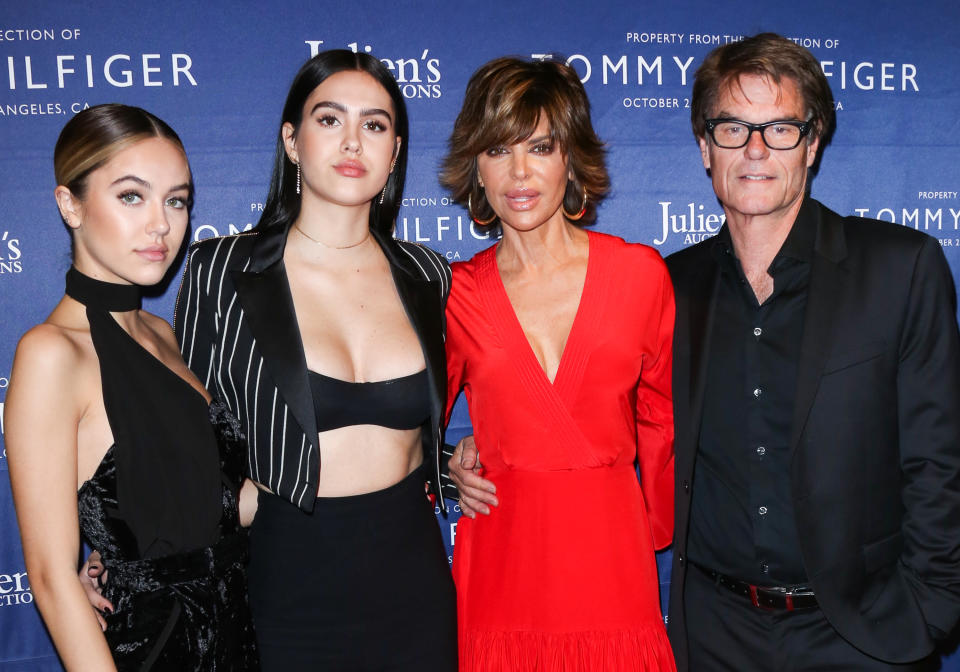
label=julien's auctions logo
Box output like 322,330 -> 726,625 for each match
0,569 -> 33,607
304,40 -> 443,100
654,201 -> 725,246
0,232 -> 22,274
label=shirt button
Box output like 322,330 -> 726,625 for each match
683,480 -> 690,493
753,387 -> 762,398
756,446 -> 766,456
753,327 -> 762,337
758,506 -> 768,516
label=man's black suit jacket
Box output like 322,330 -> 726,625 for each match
666,199 -> 960,669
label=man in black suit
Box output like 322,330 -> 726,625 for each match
666,33 -> 960,670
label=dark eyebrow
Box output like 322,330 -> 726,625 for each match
526,134 -> 553,145
311,101 -> 346,115
713,113 -> 804,123
310,101 -> 393,124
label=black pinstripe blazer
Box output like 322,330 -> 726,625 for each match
173,222 -> 454,513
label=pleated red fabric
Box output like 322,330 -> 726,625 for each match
446,230 -> 677,671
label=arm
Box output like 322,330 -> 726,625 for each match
635,262 -> 676,550
895,236 -> 960,639
443,265 -> 498,517
6,328 -> 118,671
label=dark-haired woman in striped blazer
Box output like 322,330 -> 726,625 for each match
174,50 -> 456,671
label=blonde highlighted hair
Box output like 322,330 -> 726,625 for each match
54,103 -> 189,200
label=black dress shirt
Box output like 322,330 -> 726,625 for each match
686,202 -> 817,586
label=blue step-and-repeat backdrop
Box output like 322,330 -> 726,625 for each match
1,0 -> 958,668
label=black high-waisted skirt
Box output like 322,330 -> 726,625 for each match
247,465 -> 457,671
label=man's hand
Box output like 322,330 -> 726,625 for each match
78,551 -> 113,631
448,435 -> 498,518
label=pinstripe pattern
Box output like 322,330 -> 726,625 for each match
173,229 -> 452,511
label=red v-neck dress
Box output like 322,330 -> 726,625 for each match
446,230 -> 677,671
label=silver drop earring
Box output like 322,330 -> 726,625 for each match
296,162 -> 301,195
379,160 -> 395,206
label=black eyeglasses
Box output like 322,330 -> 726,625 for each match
704,118 -> 813,150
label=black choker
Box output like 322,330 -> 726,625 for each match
65,267 -> 142,312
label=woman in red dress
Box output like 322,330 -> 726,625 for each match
441,57 -> 677,670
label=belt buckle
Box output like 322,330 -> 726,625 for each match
751,584 -> 790,611
783,587 -> 814,611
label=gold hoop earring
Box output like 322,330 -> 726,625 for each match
563,185 -> 587,221
467,193 -> 497,225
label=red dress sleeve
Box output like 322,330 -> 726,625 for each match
635,258 -> 676,550
444,261 -> 471,425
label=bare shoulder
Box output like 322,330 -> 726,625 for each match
9,321 -> 92,417
14,322 -> 87,375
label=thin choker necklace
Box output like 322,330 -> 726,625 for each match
293,225 -> 370,250
65,267 -> 142,312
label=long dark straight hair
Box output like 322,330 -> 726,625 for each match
256,50 -> 409,237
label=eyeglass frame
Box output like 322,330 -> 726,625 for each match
703,118 -> 814,150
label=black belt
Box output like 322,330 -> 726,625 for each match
107,530 -> 248,593
692,561 -> 818,611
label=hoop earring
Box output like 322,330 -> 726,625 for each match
563,185 -> 587,221
296,162 -> 301,195
467,193 -> 496,226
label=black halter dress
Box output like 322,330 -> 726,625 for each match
71,268 -> 259,671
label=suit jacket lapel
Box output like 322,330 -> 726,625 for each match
375,231 -> 446,427
232,255 -> 319,449
789,202 -> 849,458
684,254 -> 721,453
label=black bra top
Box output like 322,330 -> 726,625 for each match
308,369 -> 431,433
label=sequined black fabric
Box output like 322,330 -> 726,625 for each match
78,400 -> 259,671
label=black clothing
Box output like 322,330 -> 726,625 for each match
687,212 -> 814,585
247,465 -> 457,671
174,227 -> 456,512
173,227 -> 458,666
72,268 -> 258,670
684,562 -> 934,671
308,369 -> 431,432
667,199 -> 960,668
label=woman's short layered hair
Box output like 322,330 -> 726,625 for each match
441,57 -> 609,226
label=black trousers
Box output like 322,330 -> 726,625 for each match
684,562 -> 936,671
